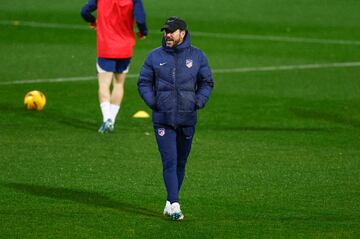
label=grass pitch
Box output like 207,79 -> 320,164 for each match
0,0 -> 360,238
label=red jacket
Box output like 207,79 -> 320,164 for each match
86,0 -> 135,58
97,0 -> 135,58
81,0 -> 148,58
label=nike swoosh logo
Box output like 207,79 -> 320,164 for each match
160,62 -> 167,66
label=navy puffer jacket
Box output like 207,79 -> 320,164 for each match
138,32 -> 214,127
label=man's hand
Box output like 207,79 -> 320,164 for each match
136,32 -> 146,40
89,22 -> 97,30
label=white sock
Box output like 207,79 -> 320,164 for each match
110,104 -> 120,124
100,101 -> 111,122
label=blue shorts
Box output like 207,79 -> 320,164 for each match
96,58 -> 131,73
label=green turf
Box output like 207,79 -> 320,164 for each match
1,0 -> 360,238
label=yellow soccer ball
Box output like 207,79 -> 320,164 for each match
24,90 -> 46,111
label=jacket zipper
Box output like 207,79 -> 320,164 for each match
173,53 -> 178,126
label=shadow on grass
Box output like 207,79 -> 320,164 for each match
47,112 -> 98,131
291,108 -> 360,129
1,182 -> 159,218
201,125 -> 332,132
0,104 -> 98,131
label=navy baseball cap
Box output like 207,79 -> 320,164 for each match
160,16 -> 187,32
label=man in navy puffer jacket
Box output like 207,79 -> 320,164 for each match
138,16 -> 214,221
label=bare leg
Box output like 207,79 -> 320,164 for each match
97,72 -> 113,125
111,73 -> 126,105
98,72 -> 113,103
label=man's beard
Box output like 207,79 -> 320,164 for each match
166,38 -> 182,47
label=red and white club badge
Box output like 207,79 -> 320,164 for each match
158,128 -> 166,136
186,59 -> 193,68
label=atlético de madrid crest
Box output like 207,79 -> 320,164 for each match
158,128 -> 166,137
186,59 -> 193,68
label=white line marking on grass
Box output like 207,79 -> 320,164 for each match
212,61 -> 360,73
0,20 -> 88,30
0,74 -> 137,85
192,32 -> 360,46
1,62 -> 360,85
1,20 -> 360,46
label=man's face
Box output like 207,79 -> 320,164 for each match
164,29 -> 186,48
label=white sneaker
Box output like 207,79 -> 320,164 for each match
98,119 -> 114,133
163,201 -> 171,217
170,202 -> 184,221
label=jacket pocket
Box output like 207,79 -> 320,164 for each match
179,91 -> 196,112
156,91 -> 174,112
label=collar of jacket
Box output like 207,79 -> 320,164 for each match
161,32 -> 191,53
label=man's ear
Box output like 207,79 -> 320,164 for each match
180,30 -> 186,38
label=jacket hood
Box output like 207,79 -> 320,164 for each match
161,31 -> 191,52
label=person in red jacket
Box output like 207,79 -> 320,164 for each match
81,0 -> 148,133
